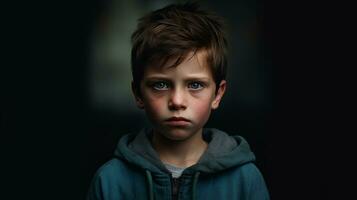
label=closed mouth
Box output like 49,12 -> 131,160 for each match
165,117 -> 190,122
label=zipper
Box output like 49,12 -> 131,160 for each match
171,176 -> 181,200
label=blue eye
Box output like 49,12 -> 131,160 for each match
152,82 -> 169,90
188,82 -> 203,90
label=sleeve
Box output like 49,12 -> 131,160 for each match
246,164 -> 270,200
86,171 -> 104,200
86,159 -> 131,200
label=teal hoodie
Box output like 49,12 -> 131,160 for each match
87,128 -> 270,200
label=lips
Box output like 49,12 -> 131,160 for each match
165,117 -> 190,122
164,117 -> 190,126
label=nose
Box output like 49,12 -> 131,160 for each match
168,88 -> 187,110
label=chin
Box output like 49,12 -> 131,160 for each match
161,128 -> 196,141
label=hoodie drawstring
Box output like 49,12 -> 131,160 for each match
145,170 -> 154,200
192,172 -> 200,200
145,170 -> 200,200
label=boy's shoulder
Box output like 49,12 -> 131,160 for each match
229,162 -> 268,188
87,159 -> 149,199
237,162 -> 265,178
93,158 -> 133,180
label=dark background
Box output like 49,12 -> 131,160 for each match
2,0 -> 347,199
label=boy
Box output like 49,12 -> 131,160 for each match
87,2 -> 269,200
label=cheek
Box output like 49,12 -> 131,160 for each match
191,98 -> 213,122
144,96 -> 166,118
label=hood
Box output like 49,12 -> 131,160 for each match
114,127 -> 256,175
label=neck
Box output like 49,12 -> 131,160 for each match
151,129 -> 208,168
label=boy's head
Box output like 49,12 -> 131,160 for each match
130,2 -> 228,140
131,2 -> 228,96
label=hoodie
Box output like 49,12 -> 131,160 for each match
87,128 -> 270,200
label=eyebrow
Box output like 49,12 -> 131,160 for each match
145,75 -> 211,82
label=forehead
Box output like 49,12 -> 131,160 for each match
144,50 -> 213,78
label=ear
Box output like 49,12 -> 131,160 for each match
131,81 -> 145,109
211,80 -> 226,110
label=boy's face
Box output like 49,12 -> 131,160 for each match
133,50 -> 226,141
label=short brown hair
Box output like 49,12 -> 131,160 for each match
131,2 -> 228,94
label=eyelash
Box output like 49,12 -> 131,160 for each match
150,81 -> 205,91
188,82 -> 204,90
152,82 -> 169,90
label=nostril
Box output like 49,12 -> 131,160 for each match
168,100 -> 186,110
